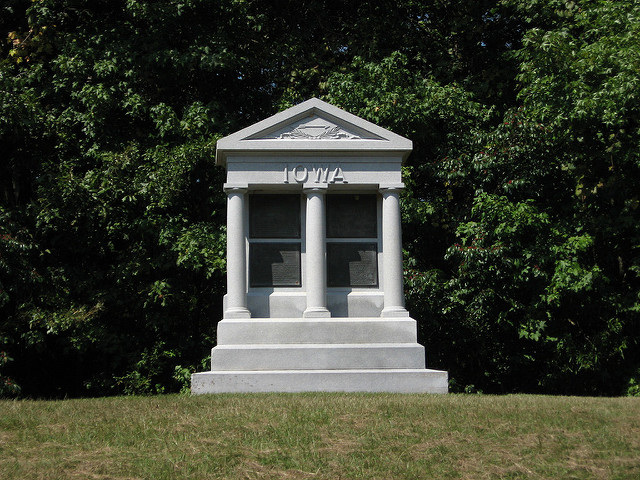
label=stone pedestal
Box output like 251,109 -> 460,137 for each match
191,98 -> 447,394
192,369 -> 447,394
191,317 -> 447,393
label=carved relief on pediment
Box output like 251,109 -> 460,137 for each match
279,124 -> 361,140
249,114 -> 383,141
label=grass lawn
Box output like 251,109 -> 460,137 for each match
0,393 -> 638,479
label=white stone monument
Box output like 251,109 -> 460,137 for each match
191,98 -> 448,393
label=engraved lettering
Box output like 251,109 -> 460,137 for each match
282,165 -> 346,183
329,167 -> 346,184
313,166 -> 329,183
293,165 -> 308,183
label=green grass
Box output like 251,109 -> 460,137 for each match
0,394 -> 638,479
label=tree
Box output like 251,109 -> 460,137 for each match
1,0 -> 638,396
327,0 -> 640,394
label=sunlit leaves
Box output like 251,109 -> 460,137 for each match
1,0 -> 639,396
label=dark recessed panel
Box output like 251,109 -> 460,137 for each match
250,194 -> 301,238
250,243 -> 301,287
326,194 -> 377,238
327,243 -> 378,287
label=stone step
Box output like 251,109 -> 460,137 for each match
216,317 -> 418,345
210,343 -> 425,371
192,369 -> 448,394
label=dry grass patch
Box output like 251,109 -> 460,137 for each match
0,394 -> 638,479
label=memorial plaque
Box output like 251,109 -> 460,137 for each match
250,194 -> 301,238
326,194 -> 377,238
250,243 -> 301,287
327,242 -> 378,287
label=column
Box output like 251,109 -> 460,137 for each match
303,187 -> 331,318
224,186 -> 251,319
380,187 -> 410,317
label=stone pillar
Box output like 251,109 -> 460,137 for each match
380,187 -> 410,317
303,187 -> 331,318
224,186 -> 251,319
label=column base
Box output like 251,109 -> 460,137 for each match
224,307 -> 251,319
381,307 -> 410,318
303,307 -> 331,318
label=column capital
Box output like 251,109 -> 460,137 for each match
303,185 -> 328,195
224,184 -> 248,194
379,183 -> 405,195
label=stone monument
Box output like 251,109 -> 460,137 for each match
191,98 -> 448,393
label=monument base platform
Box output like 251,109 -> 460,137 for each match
191,316 -> 448,394
191,368 -> 448,394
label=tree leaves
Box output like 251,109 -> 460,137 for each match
1,0 -> 638,396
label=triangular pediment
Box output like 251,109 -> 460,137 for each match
216,98 -> 412,165
247,114 -> 385,141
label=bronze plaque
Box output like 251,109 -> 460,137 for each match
327,242 -> 378,287
250,194 -> 301,238
326,194 -> 377,238
250,243 -> 301,287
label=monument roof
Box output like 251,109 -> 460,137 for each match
216,98 -> 413,165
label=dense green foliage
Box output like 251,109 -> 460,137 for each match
1,0 -> 638,396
